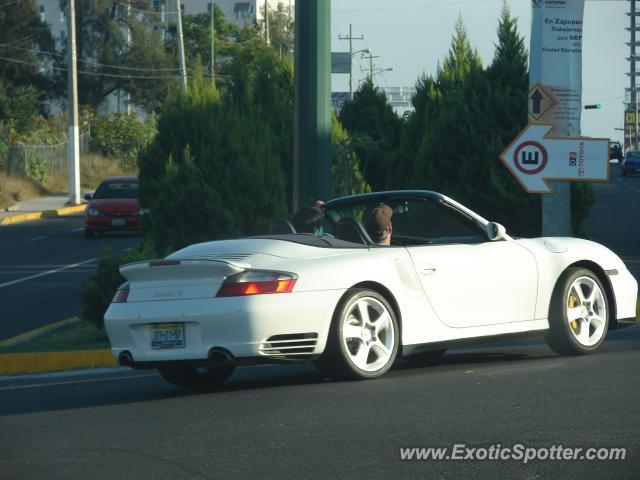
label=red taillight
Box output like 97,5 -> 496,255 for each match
216,271 -> 297,297
112,284 -> 130,303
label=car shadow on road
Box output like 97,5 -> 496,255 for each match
1,328 -> 638,417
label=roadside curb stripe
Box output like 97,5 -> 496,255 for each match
0,349 -> 116,376
0,316 -> 81,347
0,204 -> 86,226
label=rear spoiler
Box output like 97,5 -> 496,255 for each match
120,258 -> 250,283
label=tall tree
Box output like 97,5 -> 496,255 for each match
55,0 -> 175,111
267,2 -> 294,57
0,1 -> 55,106
339,77 -> 402,190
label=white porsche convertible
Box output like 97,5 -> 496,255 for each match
104,191 -> 638,387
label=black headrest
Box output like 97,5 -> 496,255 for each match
335,218 -> 373,245
269,219 -> 297,235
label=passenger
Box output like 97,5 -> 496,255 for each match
363,204 -> 393,246
293,201 -> 325,234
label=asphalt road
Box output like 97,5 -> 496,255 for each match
1,327 -> 639,479
0,215 -> 139,340
0,168 -> 638,479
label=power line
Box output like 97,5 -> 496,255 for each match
0,52 -> 230,80
0,44 -> 183,72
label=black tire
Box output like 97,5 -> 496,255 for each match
317,288 -> 400,380
158,364 -> 235,388
404,348 -> 447,365
84,228 -> 94,238
545,267 -> 610,356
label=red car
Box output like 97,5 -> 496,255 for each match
84,176 -> 147,237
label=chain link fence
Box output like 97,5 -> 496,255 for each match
4,127 -> 91,177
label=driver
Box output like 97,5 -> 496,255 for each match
363,204 -> 393,246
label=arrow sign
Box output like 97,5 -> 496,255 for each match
528,82 -> 558,123
499,124 -> 610,194
530,89 -> 543,115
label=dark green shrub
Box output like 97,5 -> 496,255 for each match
138,59 -> 290,253
81,243 -> 156,329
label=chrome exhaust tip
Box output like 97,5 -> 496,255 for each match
207,347 -> 235,365
118,351 -> 133,367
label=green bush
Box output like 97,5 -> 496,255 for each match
81,243 -> 156,329
90,113 -> 156,168
138,58 -> 290,253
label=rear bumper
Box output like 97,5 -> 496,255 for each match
104,289 -> 345,364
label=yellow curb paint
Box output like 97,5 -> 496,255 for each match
42,205 -> 87,218
0,212 -> 44,225
0,349 -> 116,376
0,204 -> 86,226
0,316 -> 81,347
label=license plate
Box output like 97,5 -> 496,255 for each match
151,323 -> 185,349
111,219 -> 126,227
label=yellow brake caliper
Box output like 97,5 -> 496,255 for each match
568,292 -> 578,330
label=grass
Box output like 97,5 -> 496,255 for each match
0,154 -> 137,208
0,174 -> 49,206
0,320 -> 110,354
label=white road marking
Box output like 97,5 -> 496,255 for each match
70,227 -> 85,232
0,257 -> 97,289
27,235 -> 48,242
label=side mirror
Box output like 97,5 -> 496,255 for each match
486,222 -> 507,241
83,193 -> 92,201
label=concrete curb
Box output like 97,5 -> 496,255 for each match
0,204 -> 86,226
0,350 -> 115,376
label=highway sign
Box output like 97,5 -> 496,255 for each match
528,82 -> 558,123
500,124 -> 610,194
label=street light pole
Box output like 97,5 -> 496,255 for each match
176,0 -> 187,91
67,0 -> 81,205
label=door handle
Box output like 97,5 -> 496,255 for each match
419,264 -> 437,275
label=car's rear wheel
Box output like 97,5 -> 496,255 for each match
545,268 -> 609,355
318,288 -> 399,380
158,364 -> 235,388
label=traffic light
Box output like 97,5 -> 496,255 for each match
584,104 -> 601,110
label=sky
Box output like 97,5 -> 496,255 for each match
330,0 -> 627,143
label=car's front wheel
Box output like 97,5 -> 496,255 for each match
318,288 -> 399,380
158,364 -> 235,388
545,267 -> 609,355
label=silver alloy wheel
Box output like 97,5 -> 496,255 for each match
566,276 -> 607,347
342,296 -> 395,372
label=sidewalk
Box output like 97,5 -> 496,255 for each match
0,195 -> 86,225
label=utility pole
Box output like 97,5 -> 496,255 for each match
629,0 -> 638,149
361,51 -> 379,79
176,0 -> 187,91
264,0 -> 270,45
338,24 -> 364,100
67,0 -> 81,205
210,0 -> 215,79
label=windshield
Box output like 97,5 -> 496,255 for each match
93,181 -> 139,199
324,197 -> 486,246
